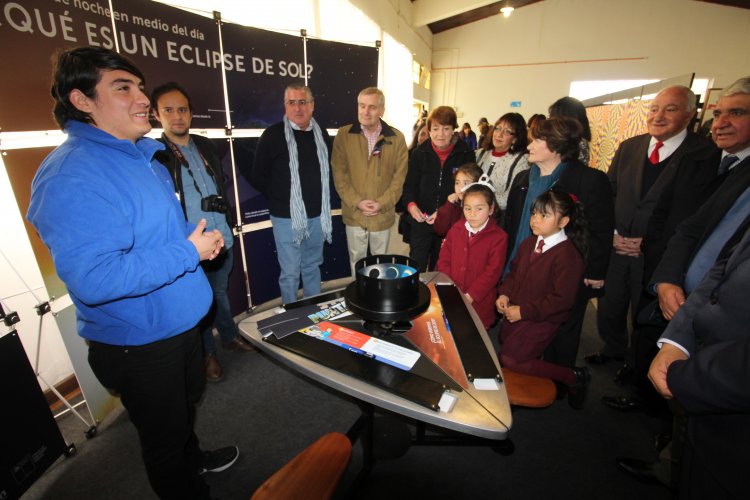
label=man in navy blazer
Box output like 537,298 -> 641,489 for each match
590,86 -> 712,367
648,222 -> 750,498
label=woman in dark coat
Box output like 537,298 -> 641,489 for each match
401,106 -> 476,271
504,116 -> 614,369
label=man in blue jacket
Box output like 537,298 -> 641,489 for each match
27,47 -> 237,499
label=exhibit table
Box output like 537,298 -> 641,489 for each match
238,272 -> 512,441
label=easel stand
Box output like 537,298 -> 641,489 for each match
32,301 -> 97,439
0,247 -> 97,442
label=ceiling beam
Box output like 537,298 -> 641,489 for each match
412,0 -> 499,27
427,0 -> 542,34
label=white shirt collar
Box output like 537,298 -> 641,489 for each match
289,120 -> 313,132
465,218 -> 489,236
535,229 -> 568,253
648,128 -> 688,162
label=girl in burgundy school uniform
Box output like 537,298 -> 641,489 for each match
433,163 -> 483,237
496,189 -> 591,409
437,182 -> 507,329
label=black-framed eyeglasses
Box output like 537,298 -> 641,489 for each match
494,127 -> 515,137
286,99 -> 312,106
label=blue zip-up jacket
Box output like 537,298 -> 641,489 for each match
27,121 -> 212,345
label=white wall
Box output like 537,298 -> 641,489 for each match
0,157 -> 73,390
432,0 -> 750,126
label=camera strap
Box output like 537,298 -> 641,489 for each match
164,136 -> 215,199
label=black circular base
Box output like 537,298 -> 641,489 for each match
344,281 -> 431,335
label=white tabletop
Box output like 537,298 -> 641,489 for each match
238,273 -> 512,440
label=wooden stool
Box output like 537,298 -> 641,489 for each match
502,369 -> 557,408
251,432 -> 352,500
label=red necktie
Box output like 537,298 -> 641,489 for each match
535,239 -> 545,254
649,141 -> 664,165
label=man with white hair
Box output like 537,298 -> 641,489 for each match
332,87 -> 408,275
251,84 -> 332,304
588,86 -> 712,373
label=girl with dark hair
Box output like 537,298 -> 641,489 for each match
503,116 -> 614,375
548,96 -> 592,165
475,113 -> 530,213
497,189 -> 590,408
437,182 -> 507,329
433,163 -> 483,236
401,106 -> 476,271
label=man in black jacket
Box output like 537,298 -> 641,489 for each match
152,83 -> 254,383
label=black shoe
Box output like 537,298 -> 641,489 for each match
567,367 -> 591,410
615,457 -> 662,485
199,446 -> 239,475
601,395 -> 644,412
584,352 -> 623,365
614,363 -> 635,385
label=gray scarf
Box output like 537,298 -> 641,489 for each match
283,115 -> 332,244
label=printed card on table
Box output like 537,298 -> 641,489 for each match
300,321 -> 421,371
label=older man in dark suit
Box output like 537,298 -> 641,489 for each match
588,86 -> 712,368
648,221 -> 750,499
650,78 -> 750,316
616,77 -> 750,490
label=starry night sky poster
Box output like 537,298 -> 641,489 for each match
0,0 -> 226,131
113,0 -> 226,129
221,23 -> 306,129
305,38 -> 378,129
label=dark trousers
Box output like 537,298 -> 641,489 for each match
408,219 -> 442,272
88,328 -> 209,500
595,251 -> 644,359
631,292 -> 671,416
544,282 -> 596,368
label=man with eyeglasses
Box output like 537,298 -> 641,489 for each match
331,87 -> 408,275
151,82 -> 255,384
251,84 -> 332,304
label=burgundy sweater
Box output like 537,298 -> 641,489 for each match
437,219 -> 507,328
433,200 -> 463,237
499,236 -> 585,324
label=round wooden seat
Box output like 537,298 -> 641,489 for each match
502,368 -> 557,408
251,432 -> 352,500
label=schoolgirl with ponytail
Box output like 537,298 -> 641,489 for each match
496,188 -> 592,409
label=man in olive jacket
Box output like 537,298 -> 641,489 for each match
332,87 -> 408,274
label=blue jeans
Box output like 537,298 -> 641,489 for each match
200,250 -> 238,354
270,215 -> 324,304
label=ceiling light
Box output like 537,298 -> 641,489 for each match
500,6 -> 514,18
